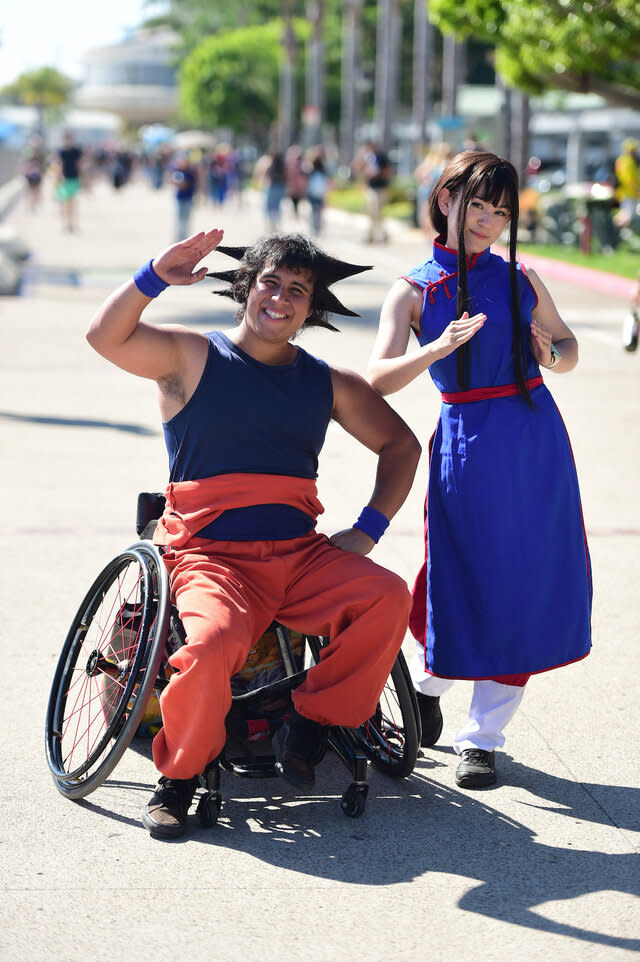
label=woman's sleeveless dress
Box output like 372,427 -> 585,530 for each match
405,242 -> 592,679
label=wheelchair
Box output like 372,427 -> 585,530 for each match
45,492 -> 421,821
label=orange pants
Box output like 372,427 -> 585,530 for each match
152,532 -> 411,779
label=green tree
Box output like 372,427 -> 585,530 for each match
0,66 -> 73,127
158,0 -> 427,149
179,20 -> 311,144
429,0 -> 640,110
156,0 -> 290,55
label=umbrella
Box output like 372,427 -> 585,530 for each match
140,124 -> 175,148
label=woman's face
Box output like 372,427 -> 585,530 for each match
441,188 -> 510,254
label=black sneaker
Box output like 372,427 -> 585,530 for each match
272,711 -> 326,793
455,749 -> 496,789
415,691 -> 443,747
142,775 -> 198,839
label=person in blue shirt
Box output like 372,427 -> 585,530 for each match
86,228 -> 421,838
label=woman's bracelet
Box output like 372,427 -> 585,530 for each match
133,259 -> 169,298
353,505 -> 390,543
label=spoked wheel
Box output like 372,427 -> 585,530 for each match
354,650 -> 420,778
45,542 -> 170,799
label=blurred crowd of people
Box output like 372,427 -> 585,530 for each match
253,144 -> 331,236
18,123 -> 640,256
16,126 -> 640,358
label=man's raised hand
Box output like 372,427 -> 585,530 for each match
152,228 -> 224,287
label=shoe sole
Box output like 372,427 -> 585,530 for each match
455,772 -> 497,789
142,808 -> 187,839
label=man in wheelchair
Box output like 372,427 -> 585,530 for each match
86,228 -> 421,839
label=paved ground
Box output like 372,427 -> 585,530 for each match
1,172 -> 639,961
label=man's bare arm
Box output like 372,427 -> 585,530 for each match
86,228 -> 224,381
328,366 -> 421,554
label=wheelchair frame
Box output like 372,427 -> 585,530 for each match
45,494 -> 421,821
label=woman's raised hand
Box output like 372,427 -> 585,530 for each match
434,311 -> 486,358
152,228 -> 224,286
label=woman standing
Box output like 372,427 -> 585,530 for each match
306,150 -> 330,236
367,151 -> 592,789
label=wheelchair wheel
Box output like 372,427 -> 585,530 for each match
354,650 -> 420,778
45,542 -> 170,800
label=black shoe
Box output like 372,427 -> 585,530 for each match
272,711 -> 326,793
415,691 -> 443,747
455,749 -> 496,789
142,775 -> 198,839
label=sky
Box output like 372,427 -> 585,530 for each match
0,0 -> 161,87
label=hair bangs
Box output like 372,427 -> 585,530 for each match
467,160 -> 519,219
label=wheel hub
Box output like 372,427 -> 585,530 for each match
85,649 -> 129,680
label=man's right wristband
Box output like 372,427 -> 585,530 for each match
133,259 -> 169,298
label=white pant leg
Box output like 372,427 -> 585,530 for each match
411,640 -> 456,697
453,680 -> 526,754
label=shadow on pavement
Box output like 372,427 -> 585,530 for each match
77,744 -> 640,952
0,409 -> 158,436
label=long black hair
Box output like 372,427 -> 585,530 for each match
429,150 -> 532,406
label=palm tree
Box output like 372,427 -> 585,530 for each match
1,67 -> 73,136
305,0 -> 325,147
340,0 -> 364,166
278,0 -> 297,149
412,0 -> 433,153
374,0 -> 402,150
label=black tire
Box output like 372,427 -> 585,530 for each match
354,650 -> 420,778
45,542 -> 170,799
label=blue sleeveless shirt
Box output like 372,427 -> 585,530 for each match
162,331 -> 334,540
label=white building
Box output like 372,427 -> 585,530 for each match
76,27 -> 179,127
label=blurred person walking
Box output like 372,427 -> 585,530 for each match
285,145 -> 308,219
352,140 -> 393,244
306,149 -> 330,236
171,154 -> 198,241
54,130 -> 84,232
614,139 -> 640,225
622,271 -> 639,352
414,143 -> 453,240
21,135 -> 46,210
254,149 -> 287,232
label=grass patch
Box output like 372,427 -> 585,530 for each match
517,243 -> 639,280
328,182 -> 413,222
327,185 -> 365,214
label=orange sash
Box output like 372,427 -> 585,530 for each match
153,473 -> 324,549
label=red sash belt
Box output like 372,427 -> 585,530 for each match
441,376 -> 543,404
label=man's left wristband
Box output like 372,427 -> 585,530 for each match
133,259 -> 169,298
353,505 -> 390,543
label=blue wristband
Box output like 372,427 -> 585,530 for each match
133,259 -> 169,298
353,505 -> 390,543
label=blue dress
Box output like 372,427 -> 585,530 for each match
406,242 -> 592,679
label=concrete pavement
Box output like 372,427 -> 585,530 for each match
1,172 -> 639,961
